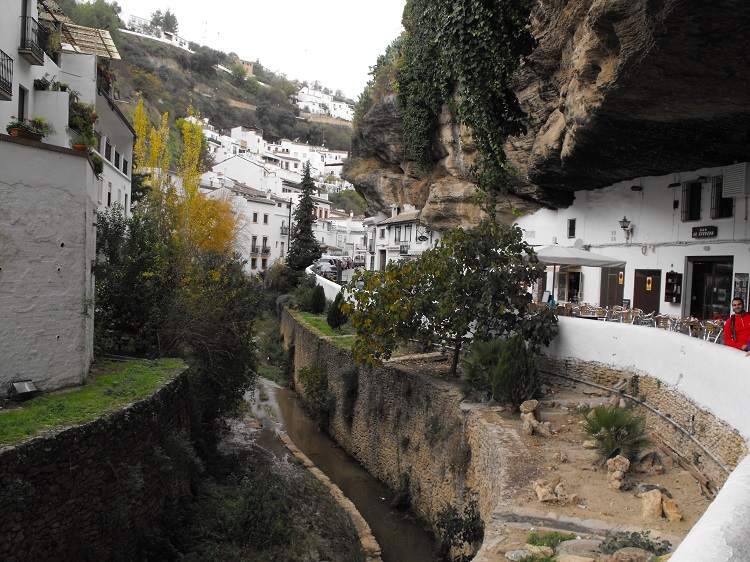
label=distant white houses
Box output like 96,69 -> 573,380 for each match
363,205 -> 442,271
119,13 -> 192,52
295,86 -> 354,122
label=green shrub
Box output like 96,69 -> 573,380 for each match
599,530 -> 672,556
527,530 -> 576,548
581,405 -> 650,462
491,333 -> 539,409
460,338 -> 506,396
297,365 -> 332,427
326,291 -> 347,331
436,496 -> 484,561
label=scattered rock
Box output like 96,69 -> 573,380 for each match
520,399 -> 539,414
642,489 -> 663,518
526,544 -> 554,557
611,546 -> 655,561
662,496 -> 683,522
583,439 -> 599,449
533,479 -> 556,502
556,451 -> 569,463
523,419 -> 535,435
619,398 -> 628,409
520,412 -> 537,423
607,455 -> 632,491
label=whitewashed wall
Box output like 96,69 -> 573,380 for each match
0,141 -> 98,394
516,166 -> 750,313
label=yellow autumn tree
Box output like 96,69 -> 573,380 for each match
132,98 -> 149,171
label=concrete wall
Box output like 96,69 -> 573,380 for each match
0,368 -> 193,561
0,137 -> 98,394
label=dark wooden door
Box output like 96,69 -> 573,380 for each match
599,267 -> 624,308
633,269 -> 661,314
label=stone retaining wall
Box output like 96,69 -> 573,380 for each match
539,356 -> 747,488
0,368 -> 193,561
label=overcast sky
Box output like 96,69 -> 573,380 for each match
116,0 -> 406,100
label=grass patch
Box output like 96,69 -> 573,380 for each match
527,531 -> 577,548
293,310 -> 356,337
0,359 -> 185,447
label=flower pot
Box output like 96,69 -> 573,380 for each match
8,128 -> 43,142
72,144 -> 88,151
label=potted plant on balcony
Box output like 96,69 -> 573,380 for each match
6,115 -> 54,141
70,131 -> 96,151
89,153 -> 104,178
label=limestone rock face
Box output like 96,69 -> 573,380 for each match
345,0 -> 750,223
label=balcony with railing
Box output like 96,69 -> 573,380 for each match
250,245 -> 260,255
280,226 -> 290,235
0,50 -> 12,101
261,246 -> 271,256
19,17 -> 44,65
399,244 -> 410,255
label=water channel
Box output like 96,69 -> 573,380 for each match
249,379 -> 440,562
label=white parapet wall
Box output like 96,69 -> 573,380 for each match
546,317 -> 750,441
545,317 -> 750,560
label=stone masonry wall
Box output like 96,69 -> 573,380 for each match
0,369 -> 193,561
538,356 -> 747,488
280,309 -> 522,538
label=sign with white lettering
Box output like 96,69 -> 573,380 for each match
692,226 -> 718,238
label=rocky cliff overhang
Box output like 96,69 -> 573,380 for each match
346,0 -> 750,227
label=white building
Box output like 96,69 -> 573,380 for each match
295,86 -> 353,121
514,163 -> 750,320
364,205 -> 442,271
119,14 -> 192,53
0,0 -> 111,394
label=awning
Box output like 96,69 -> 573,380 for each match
535,246 -> 626,268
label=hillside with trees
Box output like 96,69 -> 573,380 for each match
57,0 -> 353,167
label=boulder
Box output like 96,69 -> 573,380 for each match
607,455 -> 632,491
662,496 -> 683,522
526,544 -> 554,557
532,479 -> 556,502
642,489 -> 663,518
504,549 -> 532,560
520,399 -> 539,414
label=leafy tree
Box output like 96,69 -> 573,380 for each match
346,218 -> 558,375
161,9 -> 179,33
230,63 -> 247,86
310,285 -> 326,314
491,333 -> 540,408
286,162 -> 322,272
63,0 -> 120,34
329,189 -> 366,216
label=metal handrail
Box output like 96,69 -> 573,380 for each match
20,17 -> 44,62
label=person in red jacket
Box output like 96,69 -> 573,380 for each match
724,298 -> 750,350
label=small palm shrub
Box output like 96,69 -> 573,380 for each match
460,338 -> 506,397
491,333 -> 540,409
599,530 -> 672,555
581,405 -> 650,462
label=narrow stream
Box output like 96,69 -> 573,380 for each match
249,379 -> 440,562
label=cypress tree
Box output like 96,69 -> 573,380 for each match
492,332 -> 539,408
286,162 -> 322,273
327,292 -> 347,331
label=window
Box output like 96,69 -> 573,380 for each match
262,258 -> 267,269
379,228 -> 385,239
280,242 -> 285,257
405,225 -> 412,242
114,151 -> 120,168
123,159 -> 129,176
107,183 -> 112,206
105,142 -> 112,161
395,226 -> 401,242
567,218 -> 576,238
682,181 -> 702,221
263,213 -> 269,224
710,176 -> 733,219
251,257 -> 257,269
278,202 -> 282,208
252,212 -> 258,223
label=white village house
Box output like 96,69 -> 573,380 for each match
1,0 -> 133,395
515,163 -> 750,320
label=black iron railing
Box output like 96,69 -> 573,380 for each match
399,244 -> 410,255
261,246 -> 271,255
251,245 -> 260,254
280,226 -> 290,235
19,17 -> 44,64
0,49 -> 12,99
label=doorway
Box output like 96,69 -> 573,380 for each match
378,250 -> 387,271
599,267 -> 625,308
688,257 -> 733,320
633,269 -> 661,314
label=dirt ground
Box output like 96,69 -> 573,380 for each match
394,354 -> 713,553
